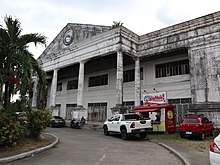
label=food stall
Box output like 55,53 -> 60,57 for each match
133,103 -> 176,133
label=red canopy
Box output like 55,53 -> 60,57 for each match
133,108 -> 159,112
133,104 -> 175,113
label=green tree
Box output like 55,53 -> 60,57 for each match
0,15 -> 47,108
111,21 -> 123,29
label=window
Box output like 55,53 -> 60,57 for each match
123,114 -> 142,121
55,104 -> 61,108
66,104 -> 77,107
57,82 -> 62,91
202,117 -> 209,123
67,80 -> 78,90
123,68 -> 143,82
168,98 -> 191,104
180,98 -> 192,104
88,74 -> 108,87
114,115 -> 120,121
155,59 -> 189,78
124,69 -> 135,82
123,101 -> 134,106
140,67 -> 143,80
182,118 -> 199,123
123,101 -> 135,112
88,102 -> 107,107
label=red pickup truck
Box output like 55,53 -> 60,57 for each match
179,114 -> 214,140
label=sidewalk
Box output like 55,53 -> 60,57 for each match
158,140 -> 210,165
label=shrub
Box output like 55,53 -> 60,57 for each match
27,109 -> 52,138
0,112 -> 20,148
1,100 -> 52,147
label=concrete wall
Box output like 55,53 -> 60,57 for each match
137,12 -> 220,108
142,54 -> 191,99
47,55 -> 191,119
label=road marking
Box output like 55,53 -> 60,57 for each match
94,149 -> 107,165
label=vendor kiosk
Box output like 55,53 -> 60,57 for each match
133,104 -> 176,133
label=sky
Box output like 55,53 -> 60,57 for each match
0,0 -> 220,59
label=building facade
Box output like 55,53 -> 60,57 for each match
34,11 -> 220,126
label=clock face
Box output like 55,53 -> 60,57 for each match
63,30 -> 73,46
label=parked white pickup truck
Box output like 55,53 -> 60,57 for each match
103,113 -> 152,140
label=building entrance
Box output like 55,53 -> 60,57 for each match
88,102 -> 107,122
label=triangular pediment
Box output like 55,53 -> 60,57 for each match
38,23 -> 111,61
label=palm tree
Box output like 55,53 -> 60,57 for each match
0,15 -> 47,109
111,21 -> 123,29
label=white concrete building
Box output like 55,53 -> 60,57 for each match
34,11 -> 220,126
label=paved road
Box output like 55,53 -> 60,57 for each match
5,127 -> 183,165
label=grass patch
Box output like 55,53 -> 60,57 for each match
0,134 -> 55,158
148,132 -> 216,152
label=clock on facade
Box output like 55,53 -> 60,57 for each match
63,29 -> 73,46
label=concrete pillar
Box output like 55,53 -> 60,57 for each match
116,50 -> 123,106
50,68 -> 59,107
31,76 -> 38,108
77,60 -> 85,106
134,57 -> 141,106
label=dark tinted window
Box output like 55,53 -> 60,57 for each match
201,117 -> 209,123
123,68 -> 143,83
57,82 -> 62,91
182,118 -> 199,123
67,80 -> 78,90
155,59 -> 189,78
124,114 -> 142,120
88,74 -> 108,87
54,116 -> 63,120
124,69 -> 135,82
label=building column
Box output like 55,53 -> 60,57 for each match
116,50 -> 123,106
31,76 -> 38,108
134,57 -> 141,106
77,60 -> 85,106
50,68 -> 59,107
72,60 -> 87,120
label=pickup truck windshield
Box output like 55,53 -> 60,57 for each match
124,114 -> 142,120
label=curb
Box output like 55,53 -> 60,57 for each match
0,133 -> 59,164
158,142 -> 191,165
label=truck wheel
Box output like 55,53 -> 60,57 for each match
103,126 -> 109,136
121,129 -> 128,140
200,132 -> 205,140
140,133 -> 147,139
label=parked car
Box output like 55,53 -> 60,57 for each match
49,116 -> 65,127
103,113 -> 152,140
210,133 -> 220,165
179,114 -> 214,140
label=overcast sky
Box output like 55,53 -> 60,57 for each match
1,0 -> 220,59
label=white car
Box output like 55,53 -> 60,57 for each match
103,113 -> 152,140
210,133 -> 220,165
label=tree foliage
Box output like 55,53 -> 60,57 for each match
111,21 -> 124,29
0,15 -> 47,108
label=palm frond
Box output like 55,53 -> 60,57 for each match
18,33 -> 47,47
4,15 -> 21,43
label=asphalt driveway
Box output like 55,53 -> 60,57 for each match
5,127 -> 183,165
